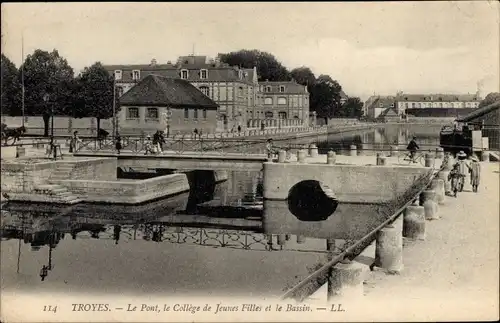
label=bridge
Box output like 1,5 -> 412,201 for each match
73,151 -> 269,171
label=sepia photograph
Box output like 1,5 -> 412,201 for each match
1,1 -> 499,322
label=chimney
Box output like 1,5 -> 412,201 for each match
151,58 -> 157,66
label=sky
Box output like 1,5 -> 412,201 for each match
2,2 -> 499,101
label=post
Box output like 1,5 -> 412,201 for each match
328,259 -> 366,300
481,150 -> 489,162
421,190 -> 439,220
373,224 -> 403,274
390,145 -> 399,157
51,103 -> 56,160
403,206 -> 426,240
297,149 -> 307,163
277,150 -> 286,163
377,155 -> 387,166
435,147 -> 444,159
430,178 -> 445,205
350,144 -> 357,157
424,153 -> 433,167
112,78 -> 116,137
327,151 -> 336,164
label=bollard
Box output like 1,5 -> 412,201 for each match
421,190 -> 439,220
373,224 -> 403,274
443,154 -> 454,171
377,156 -> 387,166
277,150 -> 287,163
424,153 -> 433,167
297,150 -> 307,163
349,145 -> 357,157
16,146 -> 26,158
481,150 -> 489,162
435,147 -> 444,159
376,153 -> 381,165
309,144 -> 319,158
430,178 -> 445,205
390,145 -> 399,157
438,170 -> 452,195
285,234 -> 291,241
327,151 -> 336,164
296,235 -> 306,244
392,214 -> 403,234
328,259 -> 366,299
403,206 -> 426,240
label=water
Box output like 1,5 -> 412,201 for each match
1,125 -> 442,298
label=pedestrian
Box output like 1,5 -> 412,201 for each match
455,150 -> 470,191
115,134 -> 122,155
448,163 -> 462,198
469,155 -> 481,193
193,128 -> 199,139
144,135 -> 154,155
266,138 -> 275,159
70,131 -> 81,152
237,125 -> 241,134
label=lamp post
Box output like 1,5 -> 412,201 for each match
43,94 -> 56,160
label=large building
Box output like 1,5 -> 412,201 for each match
257,81 -> 310,127
118,75 -> 219,135
456,100 -> 500,150
104,56 -> 258,132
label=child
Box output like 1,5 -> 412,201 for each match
448,163 -> 462,198
469,155 -> 481,193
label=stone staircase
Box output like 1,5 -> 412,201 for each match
33,184 -> 82,204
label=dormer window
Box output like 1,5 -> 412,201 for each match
132,70 -> 140,81
200,69 -> 208,79
379,103 -> 384,108
265,86 -> 272,93
114,70 -> 122,80
181,69 -> 189,79
279,85 -> 285,93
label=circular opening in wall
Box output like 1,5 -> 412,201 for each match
287,180 -> 339,221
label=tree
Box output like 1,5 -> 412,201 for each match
75,62 -> 116,133
21,49 -> 74,136
290,66 -> 316,87
309,81 -> 340,124
478,92 -> 500,108
1,54 -> 22,116
339,97 -> 363,118
219,49 -> 291,81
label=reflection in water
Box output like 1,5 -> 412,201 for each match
0,125 -> 442,297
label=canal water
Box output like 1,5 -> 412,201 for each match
1,125 -> 441,299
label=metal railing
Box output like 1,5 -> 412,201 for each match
280,157 -> 445,301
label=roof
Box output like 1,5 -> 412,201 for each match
456,100 -> 500,122
365,96 -> 396,110
119,75 -> 219,109
396,93 -> 480,102
103,55 -> 256,85
259,81 -> 308,94
379,107 -> 399,117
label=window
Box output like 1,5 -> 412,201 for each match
199,86 -> 210,97
132,70 -> 140,80
264,97 -> 273,105
278,111 -> 287,119
265,111 -> 274,118
227,87 -> 233,100
200,69 -> 208,79
193,108 -> 198,119
278,97 -> 287,105
405,103 -> 409,109
265,86 -> 272,92
127,107 -> 139,119
412,103 -> 417,108
184,107 -> 189,119
439,103 -> 443,108
146,108 -> 158,119
114,70 -> 122,80
279,85 -> 285,93
181,69 -> 189,79
203,109 -> 207,119
219,86 -> 227,100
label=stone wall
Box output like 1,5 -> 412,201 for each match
1,160 -> 54,193
51,158 -> 117,181
53,173 -> 190,204
263,162 -> 432,202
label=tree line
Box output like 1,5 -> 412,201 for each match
219,49 -> 364,122
1,50 -> 116,136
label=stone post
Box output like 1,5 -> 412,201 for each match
327,151 -> 336,164
297,150 -> 307,163
435,147 -> 444,159
373,224 -> 403,274
277,150 -> 287,163
390,145 -> 399,157
16,146 -> 26,158
277,234 -> 286,246
424,153 -> 433,167
421,190 -> 439,220
377,156 -> 387,166
430,178 -> 445,205
403,206 -> 426,240
349,145 -> 357,157
327,259 -> 366,300
437,170 -> 452,195
481,150 -> 489,162
296,235 -> 306,244
309,144 -> 319,158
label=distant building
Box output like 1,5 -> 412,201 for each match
258,80 -> 310,127
118,75 -> 220,135
397,93 -> 481,117
364,96 -> 397,119
103,55 -> 258,131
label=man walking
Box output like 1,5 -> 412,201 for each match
469,155 -> 481,193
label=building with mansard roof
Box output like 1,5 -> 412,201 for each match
103,55 -> 259,132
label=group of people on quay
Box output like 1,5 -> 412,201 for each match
447,150 -> 481,196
